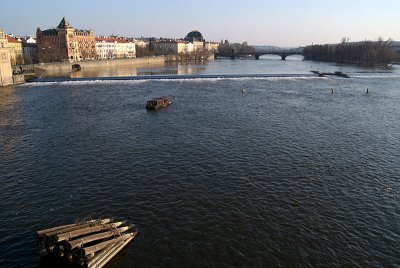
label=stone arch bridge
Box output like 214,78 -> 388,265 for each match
214,48 -> 305,60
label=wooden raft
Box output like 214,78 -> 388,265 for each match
37,218 -> 138,268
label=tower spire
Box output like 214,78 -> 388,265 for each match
57,17 -> 72,29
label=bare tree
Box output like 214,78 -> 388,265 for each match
304,37 -> 397,65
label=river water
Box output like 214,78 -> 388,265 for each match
1,56 -> 400,267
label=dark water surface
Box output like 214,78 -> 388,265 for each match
1,58 -> 400,267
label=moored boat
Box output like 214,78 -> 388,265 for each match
146,96 -> 172,110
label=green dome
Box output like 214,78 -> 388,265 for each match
185,30 -> 204,42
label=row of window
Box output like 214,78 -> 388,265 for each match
75,32 -> 93,36
44,38 -> 60,42
68,44 -> 96,48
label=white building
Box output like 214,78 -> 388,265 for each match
116,41 -> 136,58
95,36 -> 136,59
134,40 -> 148,48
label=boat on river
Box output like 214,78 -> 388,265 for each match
146,96 -> 172,110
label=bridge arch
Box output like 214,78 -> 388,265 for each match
214,49 -> 305,61
255,53 -> 285,60
282,54 -> 304,60
255,53 -> 304,60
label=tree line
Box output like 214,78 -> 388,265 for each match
218,41 -> 256,54
304,37 -> 399,66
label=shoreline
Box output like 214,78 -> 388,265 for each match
35,56 -> 170,75
34,54 -> 214,76
303,57 -> 394,68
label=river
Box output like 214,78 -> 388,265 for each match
0,56 -> 399,267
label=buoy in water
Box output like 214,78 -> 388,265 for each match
241,89 -> 245,94
366,88 -> 369,94
331,88 -> 334,94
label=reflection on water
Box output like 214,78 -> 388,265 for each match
0,86 -> 22,169
0,86 -> 19,127
2,58 -> 400,267
45,61 -> 209,78
43,55 -> 396,79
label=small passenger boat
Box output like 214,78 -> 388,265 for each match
146,96 -> 172,110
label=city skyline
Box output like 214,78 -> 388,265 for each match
1,0 -> 400,46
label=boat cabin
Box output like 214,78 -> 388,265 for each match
146,96 -> 172,110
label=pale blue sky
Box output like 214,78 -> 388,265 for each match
1,0 -> 399,46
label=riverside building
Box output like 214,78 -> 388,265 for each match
36,17 -> 96,62
153,30 -> 219,55
0,29 -> 8,48
152,40 -> 189,55
6,35 -> 24,65
95,36 -> 136,59
20,36 -> 38,64
0,29 -> 13,86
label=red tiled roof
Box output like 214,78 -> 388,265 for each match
95,37 -> 129,43
6,35 -> 20,43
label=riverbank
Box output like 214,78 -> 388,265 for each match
34,54 -> 214,78
35,56 -> 170,76
304,57 -> 399,69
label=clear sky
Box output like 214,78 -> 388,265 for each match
1,0 -> 399,46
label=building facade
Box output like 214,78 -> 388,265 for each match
134,40 -> 148,48
6,35 -> 24,65
0,29 -> 13,86
36,17 -> 96,62
20,36 -> 38,64
153,40 -> 188,55
152,30 -> 218,56
0,29 -> 8,48
205,41 -> 219,52
95,36 -> 136,59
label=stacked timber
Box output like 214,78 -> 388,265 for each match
37,218 -> 138,268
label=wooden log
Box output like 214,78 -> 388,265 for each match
56,221 -> 124,242
37,222 -> 81,236
37,219 -> 111,236
87,241 -> 123,267
67,225 -> 132,249
36,217 -> 137,267
82,232 -> 136,256
43,218 -> 111,237
91,233 -> 136,268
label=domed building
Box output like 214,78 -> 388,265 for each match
185,30 -> 204,43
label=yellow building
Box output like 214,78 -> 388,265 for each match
192,41 -> 205,51
0,29 -> 8,48
6,35 -> 24,65
205,41 -> 219,52
0,29 -> 13,86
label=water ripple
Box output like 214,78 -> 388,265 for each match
1,74 -> 400,267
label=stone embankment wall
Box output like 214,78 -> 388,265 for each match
34,54 -> 214,74
35,56 -> 175,73
12,75 -> 25,85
